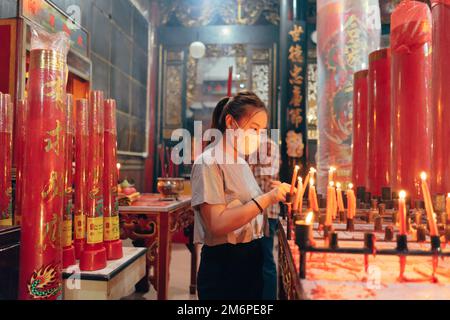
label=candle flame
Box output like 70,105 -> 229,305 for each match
348,183 -> 354,190
310,178 -> 315,187
117,163 -> 121,170
399,190 -> 407,200
329,181 -> 335,187
305,212 -> 314,225
329,167 -> 336,173
295,165 -> 300,171
336,182 -> 342,189
420,172 -> 427,181
448,193 -> 450,198
310,167 -> 317,174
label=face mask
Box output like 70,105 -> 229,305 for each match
229,119 -> 261,156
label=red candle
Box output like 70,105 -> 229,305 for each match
346,183 -> 356,219
326,182 -> 335,226
74,99 -> 89,259
227,66 -> 233,97
431,0 -> 450,194
19,30 -> 69,300
293,177 -> 303,212
309,178 -> 319,213
62,94 -> 76,268
398,191 -> 407,236
79,91 -> 107,271
336,183 -> 345,213
103,99 -> 123,260
352,70 -> 369,190
368,49 -> 391,196
0,93 -> 13,226
13,100 -> 28,226
391,1 -> 432,202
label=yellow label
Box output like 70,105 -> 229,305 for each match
0,218 -> 13,226
62,220 -> 73,247
74,214 -> 86,240
86,217 -> 103,244
104,216 -> 120,241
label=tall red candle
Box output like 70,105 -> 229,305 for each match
103,99 -> 123,260
19,29 -> 69,300
368,48 -> 392,196
14,100 -> 28,226
62,94 -> 76,268
431,0 -> 450,194
0,93 -> 13,226
352,70 -> 369,190
79,91 -> 107,271
391,1 -> 432,203
74,99 -> 89,259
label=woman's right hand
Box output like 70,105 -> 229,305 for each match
267,182 -> 292,203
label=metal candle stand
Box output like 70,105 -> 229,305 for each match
294,224 -> 447,280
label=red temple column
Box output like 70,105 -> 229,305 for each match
391,0 -> 432,203
74,99 -> 89,259
431,0 -> 450,195
368,48 -> 392,197
19,29 -> 69,300
13,100 -> 28,226
62,94 -> 76,268
352,70 -> 369,191
0,93 -> 13,226
103,99 -> 123,260
79,91 -> 107,271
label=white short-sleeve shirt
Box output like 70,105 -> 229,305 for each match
191,146 -> 264,246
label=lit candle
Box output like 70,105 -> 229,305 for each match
331,183 -> 337,220
293,177 -> 303,212
399,191 -> 407,236
336,182 -> 345,213
116,163 -> 121,182
290,165 -> 300,196
309,178 -> 319,212
305,211 -> 314,225
420,172 -> 438,237
326,182 -> 335,226
329,167 -> 336,183
346,183 -> 356,219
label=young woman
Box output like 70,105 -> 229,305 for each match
191,92 -> 292,300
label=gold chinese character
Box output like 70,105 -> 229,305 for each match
44,120 -> 63,155
288,45 -> 304,64
289,25 -> 304,42
290,86 -> 303,107
44,78 -> 65,111
289,108 -> 303,128
289,65 -> 304,86
41,172 -> 63,201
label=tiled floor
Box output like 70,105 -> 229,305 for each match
123,241 -> 198,300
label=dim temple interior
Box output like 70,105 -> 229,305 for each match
1,0 -> 450,305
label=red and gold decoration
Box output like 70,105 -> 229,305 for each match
79,91 -> 107,271
74,99 -> 89,259
19,29 -> 70,300
103,99 -> 123,260
62,94 -> 76,268
0,93 -> 13,226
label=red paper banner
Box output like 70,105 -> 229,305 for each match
0,93 -> 13,226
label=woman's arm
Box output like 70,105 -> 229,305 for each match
199,183 -> 291,237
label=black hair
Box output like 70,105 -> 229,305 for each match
211,91 -> 267,133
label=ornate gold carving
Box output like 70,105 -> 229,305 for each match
160,0 -> 279,27
252,64 -> 270,106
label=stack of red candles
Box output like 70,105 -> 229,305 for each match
19,29 -> 70,300
352,70 -> 369,191
74,99 -> 89,259
0,93 -> 13,227
79,91 -> 107,271
13,100 -> 28,226
62,94 -> 76,268
103,99 -> 123,260
368,48 -> 392,197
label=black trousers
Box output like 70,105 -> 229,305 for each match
197,239 -> 264,300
